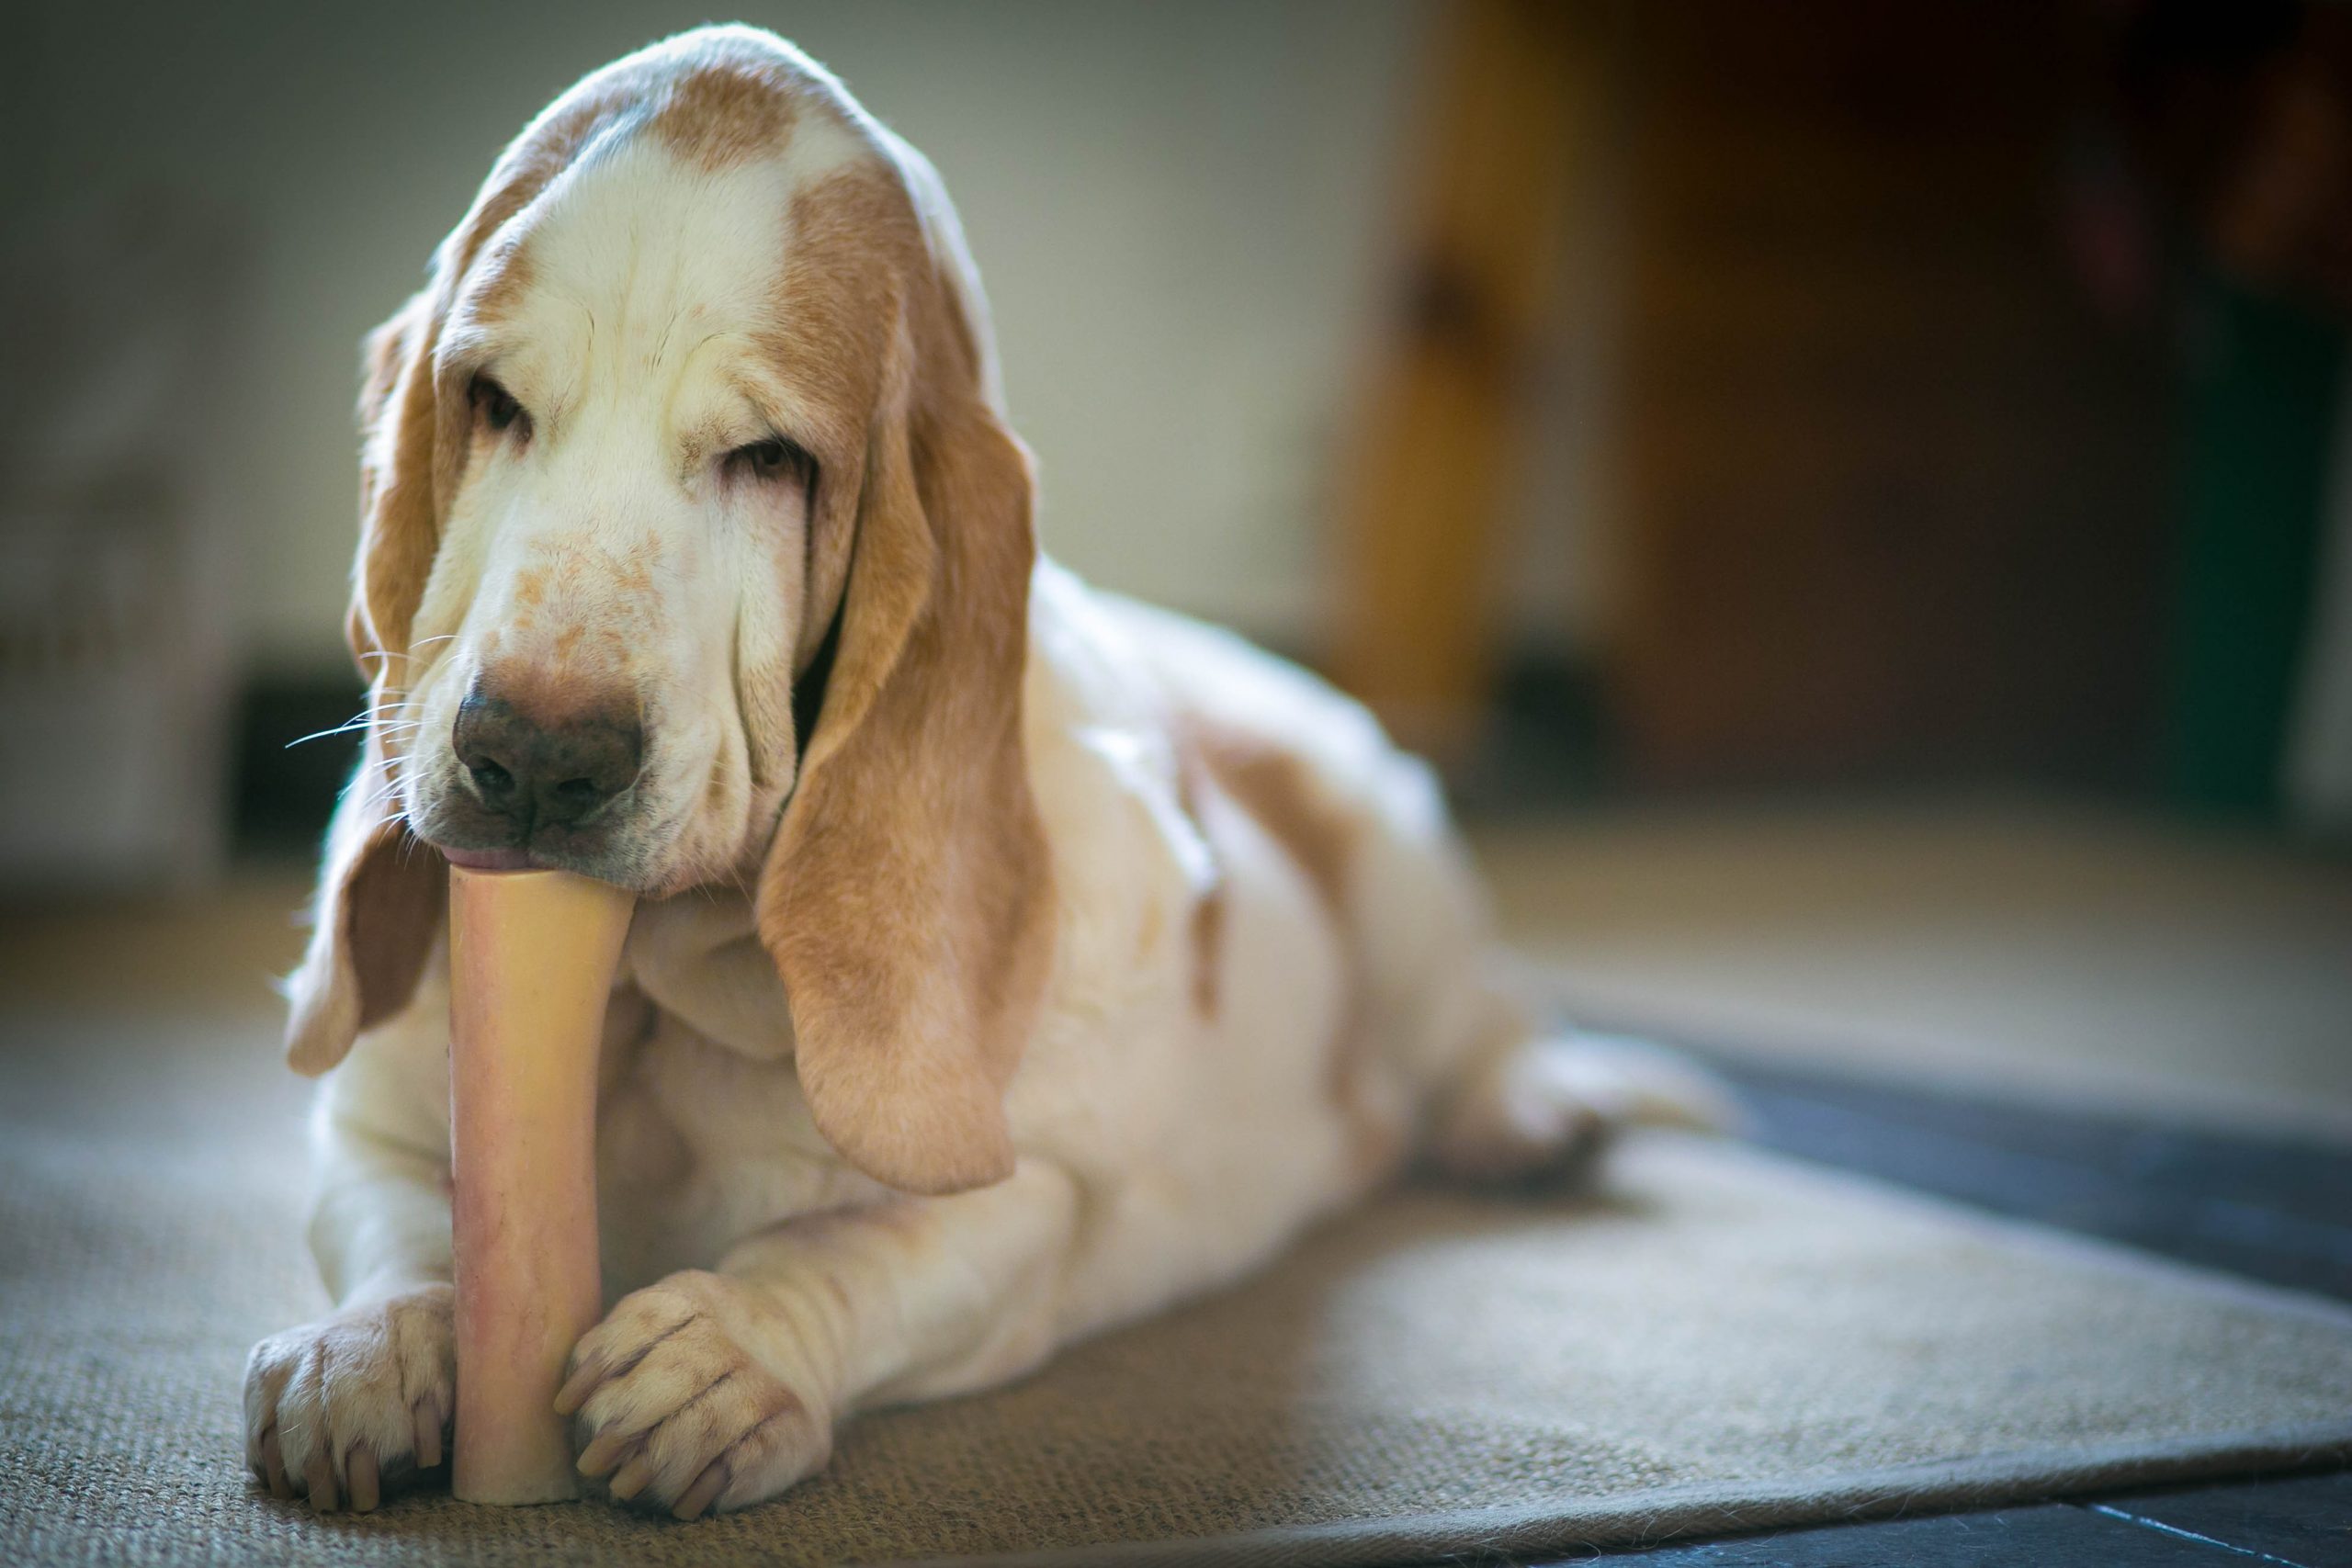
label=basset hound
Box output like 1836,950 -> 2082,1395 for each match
243,25 -> 1714,1519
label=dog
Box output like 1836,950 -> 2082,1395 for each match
243,26 -> 1713,1518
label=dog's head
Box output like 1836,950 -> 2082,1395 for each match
283,27 -> 1053,1194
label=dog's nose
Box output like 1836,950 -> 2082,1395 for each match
453,690 -> 644,829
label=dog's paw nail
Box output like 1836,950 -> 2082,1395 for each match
576,1429 -> 632,1477
412,1401 -> 443,1470
304,1453 -> 340,1511
606,1453 -> 655,1501
347,1449 -> 380,1512
674,1461 -> 727,1519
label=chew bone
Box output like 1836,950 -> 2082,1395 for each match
447,866 -> 635,1505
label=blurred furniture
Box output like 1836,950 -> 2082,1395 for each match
1332,0 -> 2174,791
1329,0 -> 1586,762
2171,279 -> 2340,815
2111,0 -> 2352,822
2290,388 -> 2352,829
1613,2 -> 2169,789
0,198 -> 242,891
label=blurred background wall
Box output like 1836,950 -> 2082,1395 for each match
3,0 -> 1445,664
5,0 -> 2350,887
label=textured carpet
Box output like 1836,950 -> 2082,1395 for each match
4,1009 -> 2351,1568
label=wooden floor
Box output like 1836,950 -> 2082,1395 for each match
1532,1057 -> 2352,1566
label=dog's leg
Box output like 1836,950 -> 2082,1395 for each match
244,1014 -> 458,1513
1425,1015 -> 1738,1181
560,1160 -> 1079,1517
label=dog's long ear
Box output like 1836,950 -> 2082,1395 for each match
349,62 -> 645,666
346,291 -> 444,669
288,85 -> 631,1074
755,299 -> 1054,1197
284,731 -> 448,1075
282,286 -> 454,1076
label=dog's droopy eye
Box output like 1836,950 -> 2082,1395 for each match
729,438 -> 813,488
469,376 -> 528,437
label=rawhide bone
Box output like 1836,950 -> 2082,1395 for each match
447,866 -> 635,1504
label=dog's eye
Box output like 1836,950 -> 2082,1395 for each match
469,376 -> 527,436
729,437 -> 813,487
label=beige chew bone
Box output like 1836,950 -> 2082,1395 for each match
447,866 -> 635,1505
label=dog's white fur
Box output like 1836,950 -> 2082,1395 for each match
244,28 -> 1714,1517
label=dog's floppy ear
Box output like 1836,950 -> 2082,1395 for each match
288,92 -> 627,1074
283,285 -> 452,1076
284,729 -> 448,1075
756,304 -> 1054,1197
346,290 -> 443,669
349,67 -> 642,666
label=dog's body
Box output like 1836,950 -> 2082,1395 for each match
245,28 -> 1705,1518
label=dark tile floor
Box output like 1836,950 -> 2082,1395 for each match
1525,1057 -> 2352,1567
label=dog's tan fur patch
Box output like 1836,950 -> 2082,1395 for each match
655,60 -> 798,172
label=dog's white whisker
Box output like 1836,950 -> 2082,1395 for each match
284,722 -> 373,749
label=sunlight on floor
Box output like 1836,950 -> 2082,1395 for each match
1472,803 -> 2352,1134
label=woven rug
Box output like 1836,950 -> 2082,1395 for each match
4,1009 -> 2350,1568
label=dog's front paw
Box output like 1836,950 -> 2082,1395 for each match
557,1269 -> 834,1517
243,1284 -> 455,1511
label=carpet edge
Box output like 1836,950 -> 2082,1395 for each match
880,1418 -> 2352,1568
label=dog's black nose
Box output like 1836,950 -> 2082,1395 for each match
453,690 -> 644,829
